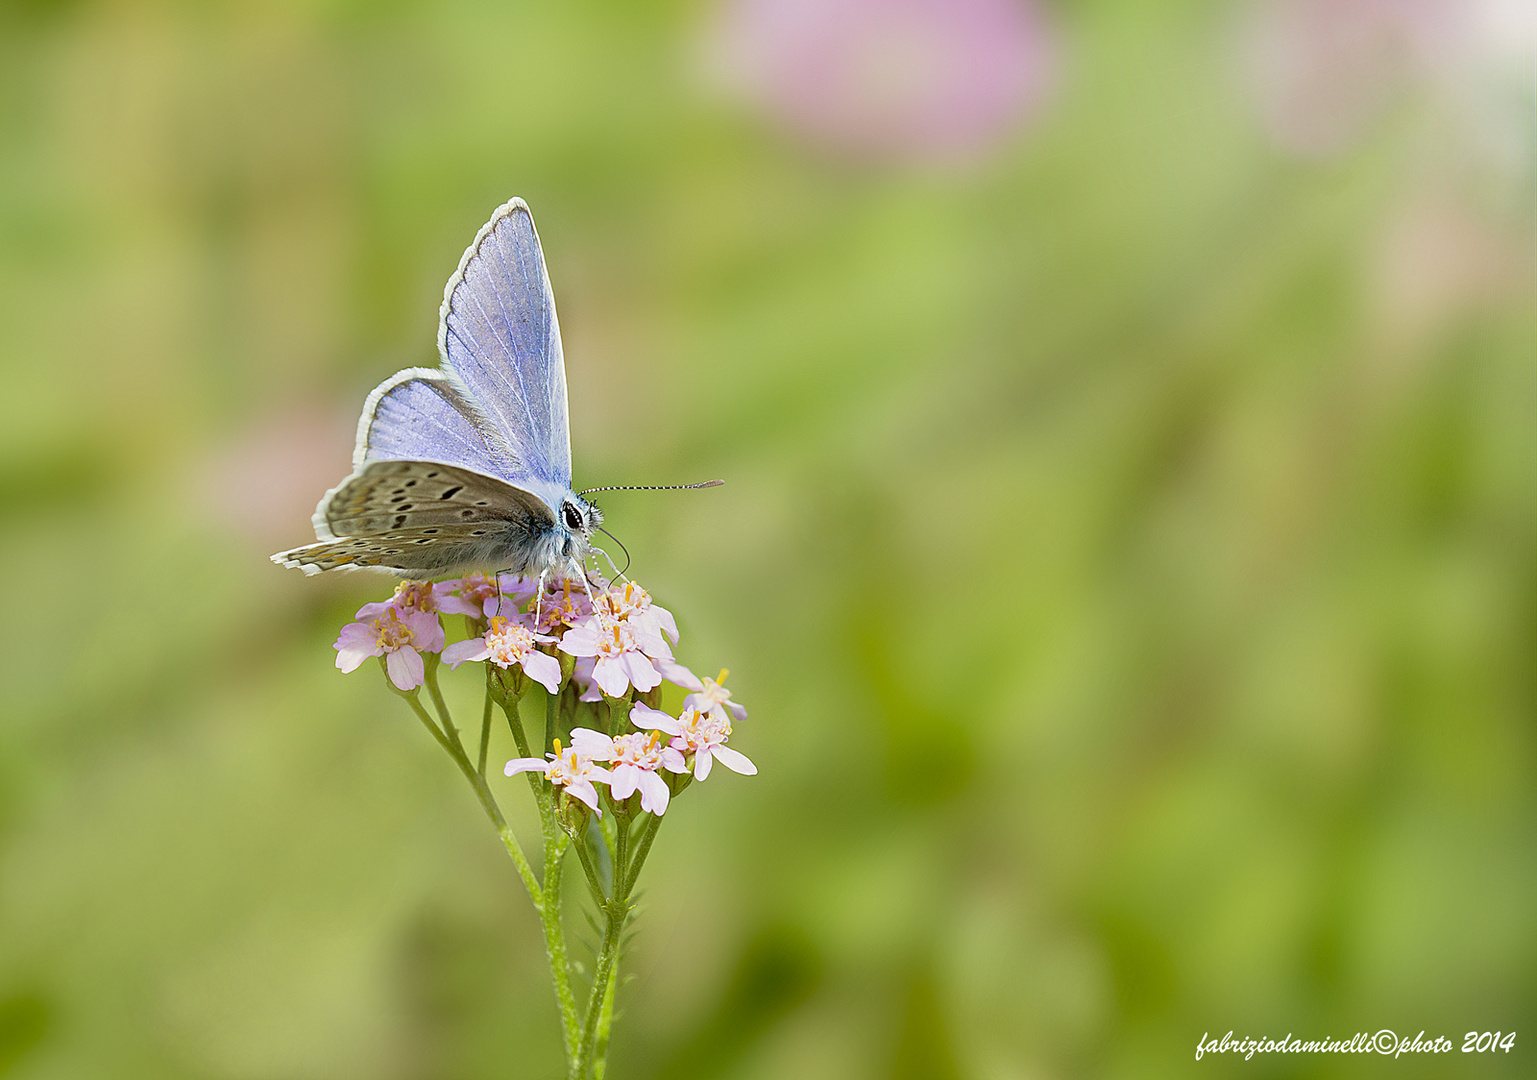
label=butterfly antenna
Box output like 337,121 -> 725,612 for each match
594,527 -> 631,580
577,479 -> 723,496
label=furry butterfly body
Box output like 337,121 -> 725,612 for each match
273,199 -> 602,578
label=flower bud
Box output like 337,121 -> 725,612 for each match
557,791 -> 591,839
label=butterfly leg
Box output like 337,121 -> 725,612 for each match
569,558 -> 611,632
589,543 -> 626,586
533,565 -> 551,631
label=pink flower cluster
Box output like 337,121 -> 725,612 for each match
333,577 -> 758,816
507,696 -> 757,817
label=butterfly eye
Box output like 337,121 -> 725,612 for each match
562,502 -> 583,531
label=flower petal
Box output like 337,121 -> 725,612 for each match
335,642 -> 380,673
660,746 -> 689,773
592,657 -> 629,697
711,745 -> 757,776
504,757 -> 550,777
569,728 -> 615,760
521,650 -> 563,694
637,770 -> 670,816
435,595 -> 481,617
654,657 -> 703,691
694,747 -> 715,781
622,652 -> 662,693
607,763 -> 639,801
403,610 -> 446,653
653,604 -> 679,644
566,780 -> 603,816
557,625 -> 600,657
630,702 -> 684,737
630,622 -> 673,660
387,647 -> 425,690
440,637 -> 490,668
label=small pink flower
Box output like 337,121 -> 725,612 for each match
440,615 -> 563,692
570,728 -> 674,815
505,740 -> 611,816
631,702 -> 757,782
355,579 -> 445,619
531,577 -> 596,634
435,573 -> 494,618
334,607 -> 446,691
558,618 -> 662,697
595,581 -> 679,649
684,668 -> 748,722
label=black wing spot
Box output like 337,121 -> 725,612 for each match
390,495 -> 407,503
397,504 -> 413,511
460,509 -> 476,518
470,530 -> 486,536
405,480 -> 417,488
475,499 -> 490,506
426,471 -> 439,478
423,528 -> 439,534
439,486 -> 462,500
393,515 -> 407,528
392,489 -> 405,496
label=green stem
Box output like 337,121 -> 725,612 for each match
390,682 -> 542,907
592,962 -> 619,1080
477,667 -> 495,776
543,821 -> 580,1064
424,674 -> 581,1067
575,817 -> 632,1078
623,812 -> 662,898
501,696 -> 535,763
573,834 -> 609,908
423,655 -> 453,733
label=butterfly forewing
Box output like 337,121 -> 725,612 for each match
438,199 -> 572,487
359,369 -> 524,479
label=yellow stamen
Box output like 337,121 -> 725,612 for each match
553,739 -> 563,754
717,668 -> 729,684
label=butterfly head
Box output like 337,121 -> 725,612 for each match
557,494 -> 603,556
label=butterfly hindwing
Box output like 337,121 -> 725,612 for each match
314,460 -> 554,539
273,531 -> 499,575
438,198 -> 571,488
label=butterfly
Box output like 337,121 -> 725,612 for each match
272,199 -> 612,581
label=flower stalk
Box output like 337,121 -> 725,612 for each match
332,574 -> 756,1078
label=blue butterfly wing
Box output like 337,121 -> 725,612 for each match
435,198 -> 571,488
356,367 -> 524,477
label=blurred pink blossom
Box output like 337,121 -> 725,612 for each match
1239,0 -> 1533,159
705,0 -> 1057,164
200,400 -> 355,550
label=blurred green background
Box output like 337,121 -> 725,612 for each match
1,0 -> 1533,1077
